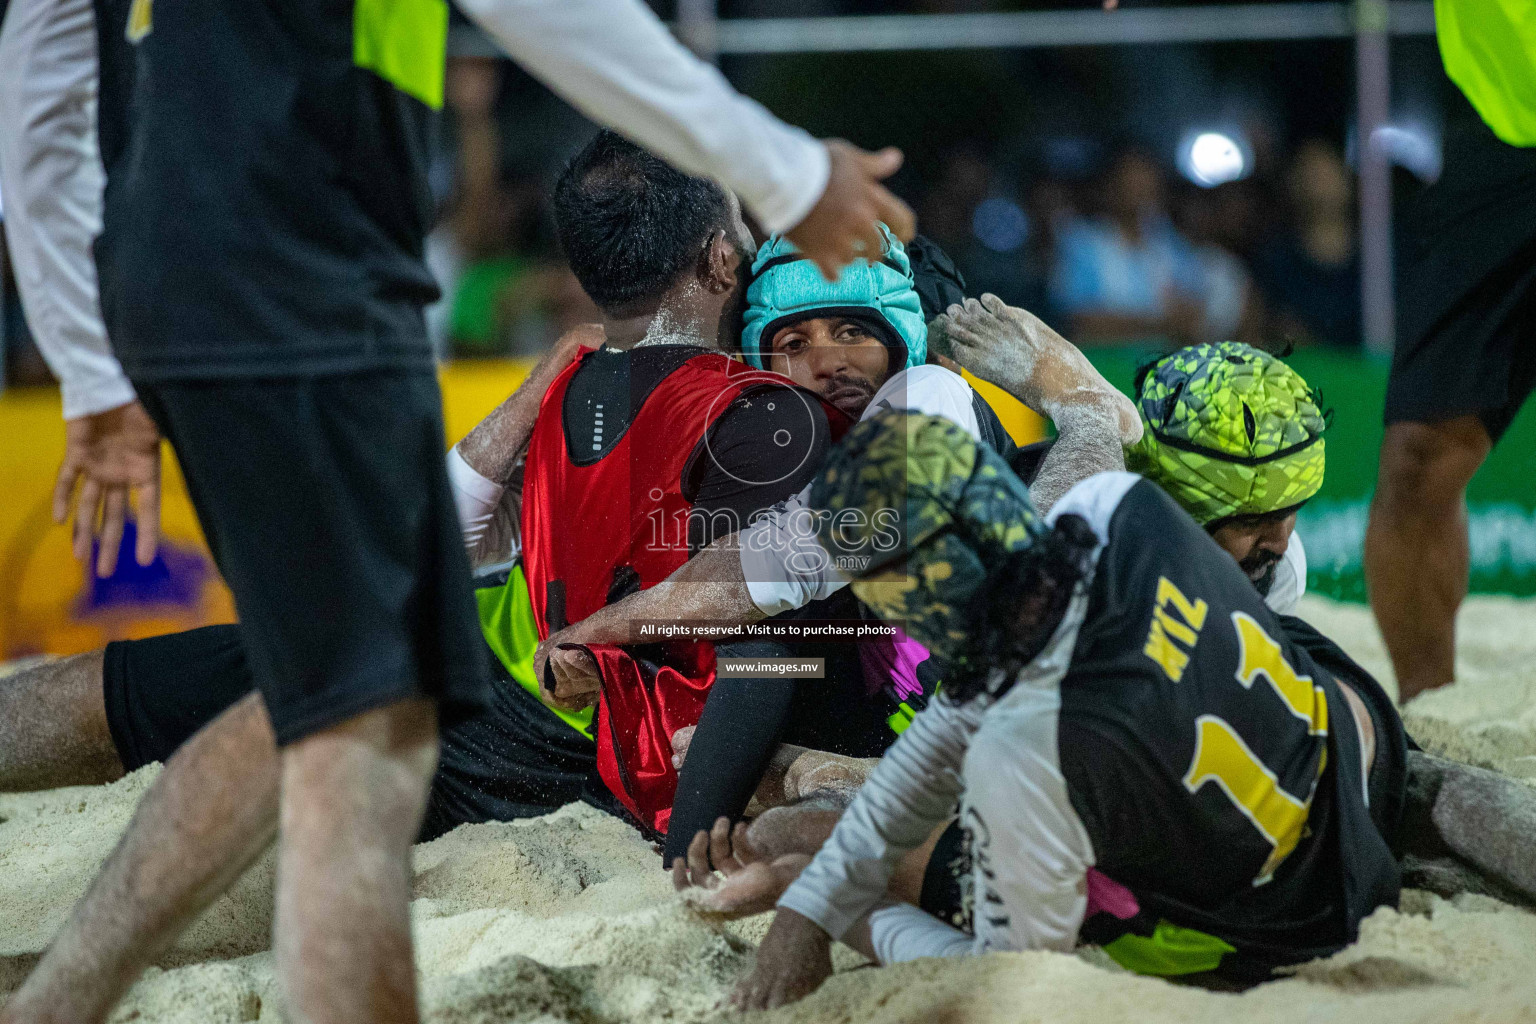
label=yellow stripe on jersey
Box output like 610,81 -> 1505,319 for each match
1231,612 -> 1329,736
353,0 -> 448,109
1435,0 -> 1536,147
1183,714 -> 1310,885
126,0 -> 152,43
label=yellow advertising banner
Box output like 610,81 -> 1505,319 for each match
0,360 -> 1043,661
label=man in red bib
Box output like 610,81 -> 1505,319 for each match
520,132 -> 854,838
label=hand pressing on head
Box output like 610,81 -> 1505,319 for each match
787,141 -> 916,281
671,816 -> 811,919
930,294 -> 1142,445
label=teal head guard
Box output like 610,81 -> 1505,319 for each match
739,223 -> 928,373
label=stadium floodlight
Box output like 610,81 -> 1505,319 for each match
1373,123 -> 1441,183
1179,131 -> 1250,187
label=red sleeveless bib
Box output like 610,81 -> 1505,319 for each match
522,347 -> 848,835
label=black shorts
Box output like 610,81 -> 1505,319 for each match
101,622 -> 606,841
134,370 -> 488,744
1387,84 -> 1536,443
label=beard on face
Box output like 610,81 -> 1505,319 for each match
1241,548 -> 1282,596
822,372 -> 879,417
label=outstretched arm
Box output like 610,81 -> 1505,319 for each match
0,0 -> 129,420
731,696 -> 980,1010
931,294 -> 1141,513
0,0 -> 165,576
453,0 -> 912,276
533,533 -> 762,704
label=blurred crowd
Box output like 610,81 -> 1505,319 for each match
919,135 -> 1367,353
407,51 -> 1377,360
0,38 -> 1411,387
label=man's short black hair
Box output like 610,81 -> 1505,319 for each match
553,130 -> 732,315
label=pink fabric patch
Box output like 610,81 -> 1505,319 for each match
858,627 -> 930,701
1085,868 -> 1139,920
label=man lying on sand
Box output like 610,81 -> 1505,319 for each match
0,140 -> 1128,862
0,129 -> 839,839
547,332 -> 1331,868
535,231 -> 1140,865
670,343 -> 1536,944
725,410 -> 1405,1003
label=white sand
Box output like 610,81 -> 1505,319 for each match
3,596 -> 1536,1023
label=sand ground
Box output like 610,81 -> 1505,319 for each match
4,595 -> 1536,1023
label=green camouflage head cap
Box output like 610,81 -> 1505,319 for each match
1126,342 -> 1327,525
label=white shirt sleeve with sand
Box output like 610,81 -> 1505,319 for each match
778,472 -> 1141,964
741,366 -> 983,616
0,0 -> 138,420
453,0 -> 829,234
447,446 -> 523,570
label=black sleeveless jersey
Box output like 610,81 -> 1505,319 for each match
1060,479 -> 1401,981
91,0 -> 445,380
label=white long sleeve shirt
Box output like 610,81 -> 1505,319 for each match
455,0 -> 830,236
0,0 -> 829,417
0,0 -> 132,418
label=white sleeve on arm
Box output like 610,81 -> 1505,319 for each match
740,492 -> 848,616
0,0 -> 135,420
867,669 -> 1097,964
865,365 -> 982,441
446,446 -> 522,568
866,901 -> 974,963
455,0 -> 829,234
740,367 -> 984,617
961,666 -> 1095,956
776,696 -> 983,940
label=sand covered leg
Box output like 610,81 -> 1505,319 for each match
273,698 -> 438,1024
0,651 -> 122,791
1400,750 -> 1536,907
0,693 -> 278,1024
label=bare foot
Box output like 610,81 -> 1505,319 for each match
672,817 -> 811,919
781,750 -> 873,803
931,294 -> 1141,444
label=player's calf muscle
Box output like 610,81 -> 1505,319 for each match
274,699 -> 438,1024
0,694 -> 279,1024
